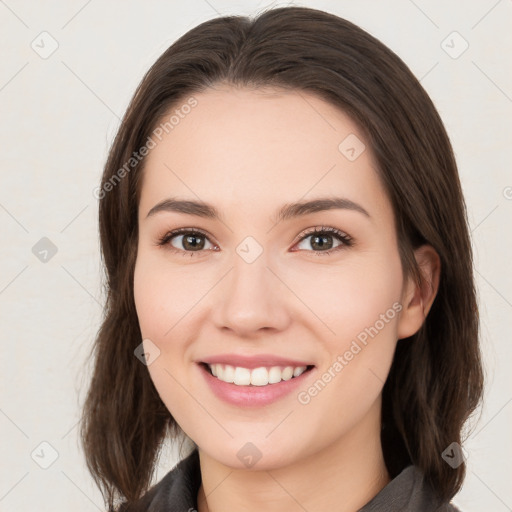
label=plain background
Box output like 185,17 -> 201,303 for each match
0,0 -> 511,510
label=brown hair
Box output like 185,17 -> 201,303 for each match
80,6 -> 484,510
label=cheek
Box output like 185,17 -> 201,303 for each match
292,258 -> 403,434
133,261 -> 166,340
301,249 -> 404,412
343,265 -> 402,337
291,250 -> 404,343
133,253 -> 197,419
133,251 -> 199,341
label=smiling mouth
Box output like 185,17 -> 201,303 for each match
200,362 -> 315,387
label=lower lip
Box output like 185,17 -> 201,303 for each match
198,363 -> 315,407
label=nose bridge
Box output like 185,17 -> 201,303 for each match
214,238 -> 289,334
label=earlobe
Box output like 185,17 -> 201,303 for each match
397,245 -> 441,340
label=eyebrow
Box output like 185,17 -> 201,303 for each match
145,196 -> 370,222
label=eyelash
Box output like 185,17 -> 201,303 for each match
156,226 -> 353,257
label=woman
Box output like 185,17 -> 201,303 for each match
81,6 -> 484,511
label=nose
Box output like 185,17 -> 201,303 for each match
212,250 -> 291,337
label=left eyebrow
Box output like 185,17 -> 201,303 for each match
276,197 -> 370,222
145,196 -> 370,222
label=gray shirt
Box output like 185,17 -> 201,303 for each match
119,449 -> 462,511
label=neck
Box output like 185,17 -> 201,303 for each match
196,403 -> 390,512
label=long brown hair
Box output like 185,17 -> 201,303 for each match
80,6 -> 484,510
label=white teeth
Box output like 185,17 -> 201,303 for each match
250,367 -> 268,386
234,366 -> 251,385
293,366 -> 305,377
268,366 -> 282,384
207,364 -> 308,386
222,365 -> 235,383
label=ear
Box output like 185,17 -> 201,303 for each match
397,245 -> 441,340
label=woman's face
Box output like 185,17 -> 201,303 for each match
134,85 -> 413,470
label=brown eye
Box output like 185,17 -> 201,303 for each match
293,227 -> 353,256
158,228 -> 215,255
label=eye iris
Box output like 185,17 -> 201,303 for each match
310,234 -> 334,251
183,234 -> 205,251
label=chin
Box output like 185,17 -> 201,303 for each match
197,435 -> 308,471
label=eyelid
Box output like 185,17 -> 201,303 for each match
157,225 -> 353,255
156,227 -> 217,251
291,225 -> 352,245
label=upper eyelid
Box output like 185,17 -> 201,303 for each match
161,226 -> 352,248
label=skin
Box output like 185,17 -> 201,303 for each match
133,84 -> 440,512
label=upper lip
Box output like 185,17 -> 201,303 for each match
199,354 -> 314,369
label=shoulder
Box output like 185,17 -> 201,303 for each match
117,448 -> 201,512
437,503 -> 463,511
407,466 -> 464,512
406,466 -> 465,512
359,465 -> 464,512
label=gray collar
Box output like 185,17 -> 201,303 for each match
121,449 -> 461,512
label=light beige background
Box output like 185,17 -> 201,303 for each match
0,0 -> 511,510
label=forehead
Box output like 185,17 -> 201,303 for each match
138,85 -> 392,224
